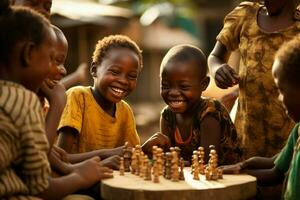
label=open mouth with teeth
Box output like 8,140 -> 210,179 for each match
110,87 -> 126,98
168,100 -> 185,109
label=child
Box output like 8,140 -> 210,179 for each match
0,1 -> 112,199
208,0 -> 299,159
142,44 -> 243,165
13,0 -> 89,90
58,35 -> 142,155
221,35 -> 300,200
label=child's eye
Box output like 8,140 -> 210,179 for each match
109,69 -> 120,75
180,85 -> 191,90
128,74 -> 138,80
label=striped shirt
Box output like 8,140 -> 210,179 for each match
0,80 -> 50,199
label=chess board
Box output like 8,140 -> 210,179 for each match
101,168 -> 256,200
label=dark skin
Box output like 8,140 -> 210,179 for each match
143,58 -> 221,162
208,0 -> 296,89
58,47 -> 140,169
13,0 -> 89,90
220,57 -> 300,186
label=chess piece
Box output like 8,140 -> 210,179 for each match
139,152 -> 145,178
205,166 -> 212,180
165,152 -> 172,179
131,147 -> 137,174
171,151 -> 179,182
153,161 -> 159,183
119,157 -> 125,176
192,154 -> 199,180
135,145 -> 141,176
157,148 -> 163,176
198,146 -> 205,175
123,142 -> 131,172
179,157 -> 185,180
217,168 -> 223,179
144,159 -> 152,181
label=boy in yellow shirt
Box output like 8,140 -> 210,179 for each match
58,35 -> 142,155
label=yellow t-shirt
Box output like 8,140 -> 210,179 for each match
57,86 -> 140,153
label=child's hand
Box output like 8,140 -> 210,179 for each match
49,146 -> 72,175
40,81 -> 66,105
218,162 -> 245,174
74,157 -> 113,188
100,155 -> 121,170
102,146 -> 125,159
215,64 -> 240,89
142,132 -> 171,154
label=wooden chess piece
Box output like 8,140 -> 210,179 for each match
144,159 -> 152,181
119,157 -> 125,176
123,142 -> 131,172
171,151 -> 179,182
192,154 -> 199,180
131,147 -> 137,174
179,157 -> 185,180
217,168 -> 223,179
153,161 -> 159,183
165,152 -> 172,179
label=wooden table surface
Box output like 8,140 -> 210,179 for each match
101,168 -> 257,200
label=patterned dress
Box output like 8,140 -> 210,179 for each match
217,1 -> 299,158
161,98 -> 243,165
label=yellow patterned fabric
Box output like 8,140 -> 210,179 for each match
58,86 -> 140,153
0,80 -> 50,199
217,1 -> 299,158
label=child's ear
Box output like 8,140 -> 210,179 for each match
21,42 -> 35,67
201,76 -> 210,91
90,62 -> 98,77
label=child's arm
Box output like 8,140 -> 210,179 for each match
40,82 -> 66,149
208,41 -> 239,89
60,63 -> 88,90
38,157 -> 113,200
200,116 -> 222,162
58,127 -> 123,166
243,166 -> 284,186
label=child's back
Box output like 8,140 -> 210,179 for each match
0,81 -> 50,198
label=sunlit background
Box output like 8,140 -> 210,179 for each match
51,0 -> 242,142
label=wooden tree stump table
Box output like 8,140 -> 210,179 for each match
101,168 -> 256,200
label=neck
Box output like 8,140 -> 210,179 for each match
266,1 -> 295,19
91,87 -> 116,116
179,99 -> 202,119
0,64 -> 20,83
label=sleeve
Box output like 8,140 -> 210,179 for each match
122,102 -> 140,146
58,88 -> 84,135
274,124 -> 299,174
216,2 -> 252,51
0,117 -> 15,171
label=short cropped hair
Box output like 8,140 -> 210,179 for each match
275,36 -> 300,85
92,35 -> 143,68
160,44 -> 208,77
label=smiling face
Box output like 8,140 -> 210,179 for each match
91,47 -> 140,104
14,0 -> 52,19
160,60 -> 209,114
45,29 -> 67,88
272,59 -> 300,122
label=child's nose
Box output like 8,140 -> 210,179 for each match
58,66 -> 67,77
169,88 -> 180,96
